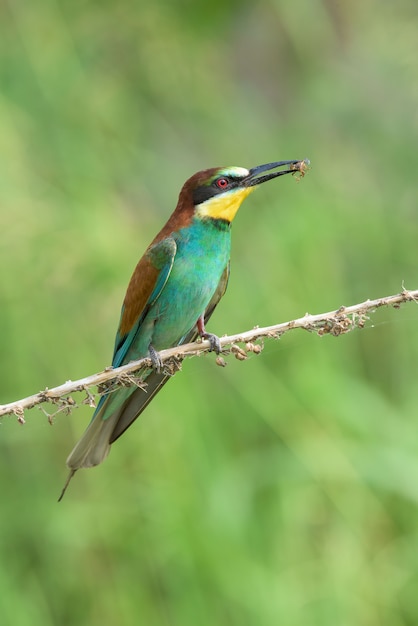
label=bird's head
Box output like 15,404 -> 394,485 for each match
176,160 -> 308,225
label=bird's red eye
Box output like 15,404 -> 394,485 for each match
216,177 -> 229,189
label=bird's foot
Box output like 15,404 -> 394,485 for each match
148,344 -> 163,373
201,332 -> 222,354
197,314 -> 222,354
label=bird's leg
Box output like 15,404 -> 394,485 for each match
148,344 -> 163,373
197,314 -> 222,354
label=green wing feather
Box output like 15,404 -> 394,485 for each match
65,238 -> 178,470
109,263 -> 230,442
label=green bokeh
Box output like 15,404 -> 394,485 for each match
1,1 -> 418,624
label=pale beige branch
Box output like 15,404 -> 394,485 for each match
1,288 -> 417,421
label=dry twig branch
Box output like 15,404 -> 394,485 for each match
1,288 -> 417,423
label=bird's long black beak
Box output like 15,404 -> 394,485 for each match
245,159 -> 309,187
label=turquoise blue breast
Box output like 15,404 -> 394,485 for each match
150,217 -> 231,349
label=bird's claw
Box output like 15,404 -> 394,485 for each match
202,332 -> 222,354
148,344 -> 163,373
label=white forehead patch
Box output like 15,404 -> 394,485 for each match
221,166 -> 250,178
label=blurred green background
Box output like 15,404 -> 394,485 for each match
1,1 -> 418,624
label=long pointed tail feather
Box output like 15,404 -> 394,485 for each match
58,371 -> 170,499
59,325 -> 206,499
109,371 -> 170,442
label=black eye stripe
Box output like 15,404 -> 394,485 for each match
193,176 -> 242,206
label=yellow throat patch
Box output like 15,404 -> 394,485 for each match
196,186 -> 256,223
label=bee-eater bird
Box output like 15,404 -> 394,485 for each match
59,159 -> 307,500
